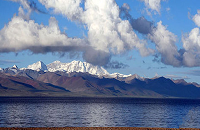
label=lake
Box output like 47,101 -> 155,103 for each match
0,97 -> 200,128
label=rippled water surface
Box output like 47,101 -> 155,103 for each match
0,97 -> 200,128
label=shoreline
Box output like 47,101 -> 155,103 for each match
1,96 -> 200,100
0,128 -> 200,130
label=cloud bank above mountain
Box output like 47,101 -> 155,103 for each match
1,0 -> 200,68
0,0 -> 154,66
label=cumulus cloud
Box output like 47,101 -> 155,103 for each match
182,28 -> 200,67
148,10 -> 200,67
82,0 -> 153,56
10,0 -> 47,20
147,9 -> 200,67
5,0 -> 200,68
120,3 -> 154,34
148,21 -> 181,67
34,1 -> 200,68
0,0 -> 154,66
177,10 -> 200,67
141,0 -> 164,15
120,3 -> 184,67
130,17 -> 154,35
193,10 -> 200,27
37,0 -> 154,56
38,0 -> 84,21
0,16 -> 85,52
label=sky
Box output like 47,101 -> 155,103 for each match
1,0 -> 200,83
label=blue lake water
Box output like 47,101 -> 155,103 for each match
0,97 -> 200,128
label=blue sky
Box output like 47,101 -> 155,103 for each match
1,0 -> 200,83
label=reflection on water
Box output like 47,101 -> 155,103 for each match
181,106 -> 200,128
0,97 -> 200,128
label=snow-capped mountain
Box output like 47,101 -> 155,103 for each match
1,60 -> 137,78
12,65 -> 18,69
27,61 -> 47,71
10,65 -> 19,73
47,60 -> 109,76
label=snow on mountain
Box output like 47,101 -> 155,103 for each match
47,60 -> 109,76
9,65 -> 19,73
5,60 -> 138,78
106,73 -> 143,80
27,61 -> 47,71
19,67 -> 26,70
124,74 -> 144,81
12,65 -> 18,69
109,73 -> 132,78
25,60 -> 140,78
130,74 -> 143,80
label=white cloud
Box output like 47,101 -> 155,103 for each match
4,0 -> 200,68
148,21 -> 180,66
83,0 -> 152,55
0,0 -> 154,66
141,0 -> 163,15
179,10 -> 200,67
10,0 -> 32,20
193,10 -> 200,27
7,0 -> 200,68
0,15 -> 85,52
37,0 -> 154,62
18,6 -> 30,20
182,28 -> 200,67
120,4 -> 154,35
38,0 -> 153,56
38,0 -> 84,21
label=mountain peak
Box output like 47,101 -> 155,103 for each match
12,65 -> 18,69
27,61 -> 47,71
47,60 -> 109,76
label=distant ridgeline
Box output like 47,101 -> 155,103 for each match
0,60 -> 200,98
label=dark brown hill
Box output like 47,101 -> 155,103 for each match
1,71 -> 200,98
0,73 -> 69,96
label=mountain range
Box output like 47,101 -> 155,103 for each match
0,60 -> 200,98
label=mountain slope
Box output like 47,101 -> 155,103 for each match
1,60 -> 200,98
127,77 -> 200,98
1,71 -> 200,98
37,72 -> 109,95
37,72 -> 164,98
0,73 -> 69,96
27,61 -> 47,71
